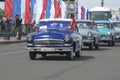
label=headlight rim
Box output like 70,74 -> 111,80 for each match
27,33 -> 33,42
87,32 -> 92,38
64,34 -> 71,42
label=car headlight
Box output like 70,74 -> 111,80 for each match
108,32 -> 111,36
87,32 -> 92,38
27,33 -> 33,41
64,35 -> 71,42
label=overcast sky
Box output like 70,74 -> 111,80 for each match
79,0 -> 120,9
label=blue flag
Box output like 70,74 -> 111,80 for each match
46,0 -> 52,18
31,0 -> 36,18
12,0 -> 21,17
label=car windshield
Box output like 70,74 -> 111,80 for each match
96,23 -> 111,29
37,21 -> 71,31
77,22 -> 93,29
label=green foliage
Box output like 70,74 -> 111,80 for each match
0,8 -> 4,19
0,0 -> 4,1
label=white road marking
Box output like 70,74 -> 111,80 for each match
0,50 -> 26,56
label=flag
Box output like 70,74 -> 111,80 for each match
35,0 -> 43,24
54,0 -> 61,18
21,0 -> 26,24
31,0 -> 36,19
4,0 -> 13,19
50,0 -> 55,18
25,0 -> 32,24
61,1 -> 66,18
78,6 -> 88,20
40,0 -> 48,19
46,0 -> 52,18
81,6 -> 85,19
71,14 -> 76,29
12,0 -> 21,17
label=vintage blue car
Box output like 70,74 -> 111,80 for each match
95,20 -> 116,46
76,20 -> 100,50
26,19 -> 82,60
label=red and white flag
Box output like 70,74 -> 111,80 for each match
25,0 -> 32,24
4,0 -> 13,19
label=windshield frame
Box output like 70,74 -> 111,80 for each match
37,21 -> 71,31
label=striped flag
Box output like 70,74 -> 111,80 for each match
54,0 -> 61,18
40,0 -> 48,19
4,0 -> 13,19
31,0 -> 36,19
78,6 -> 88,20
12,0 -> 21,20
61,1 -> 66,18
46,0 -> 52,18
25,0 -> 32,24
35,0 -> 43,24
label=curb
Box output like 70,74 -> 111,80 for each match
0,40 -> 26,45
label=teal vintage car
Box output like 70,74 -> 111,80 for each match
95,20 -> 116,46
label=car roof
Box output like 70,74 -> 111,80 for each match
39,18 -> 72,22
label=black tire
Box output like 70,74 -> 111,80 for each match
41,53 -> 46,57
29,52 -> 36,60
67,52 -> 73,60
108,41 -> 112,46
112,40 -> 115,46
75,49 -> 81,57
95,43 -> 99,49
89,43 -> 93,50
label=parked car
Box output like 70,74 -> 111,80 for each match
76,20 -> 100,50
112,21 -> 120,40
95,20 -> 116,46
26,18 -> 82,60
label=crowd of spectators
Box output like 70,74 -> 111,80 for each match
0,14 -> 33,40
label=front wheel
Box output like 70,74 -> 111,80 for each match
95,43 -> 99,49
108,41 -> 112,46
29,52 -> 36,60
75,48 -> 81,57
67,52 -> 74,60
89,43 -> 93,50
41,53 -> 47,57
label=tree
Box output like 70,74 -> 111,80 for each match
0,8 -> 4,19
0,0 -> 4,1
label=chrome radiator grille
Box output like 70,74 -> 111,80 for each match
82,36 -> 87,39
34,39 -> 63,46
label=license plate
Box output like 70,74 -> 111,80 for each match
41,48 -> 55,51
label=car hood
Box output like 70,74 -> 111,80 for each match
98,28 -> 111,35
78,29 -> 91,36
33,29 -> 71,39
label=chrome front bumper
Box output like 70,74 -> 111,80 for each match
100,37 -> 112,41
27,47 -> 73,52
82,39 -> 94,43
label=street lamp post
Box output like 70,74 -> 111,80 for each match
101,0 -> 104,7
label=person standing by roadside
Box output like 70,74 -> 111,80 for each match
14,14 -> 22,40
1,16 -> 10,40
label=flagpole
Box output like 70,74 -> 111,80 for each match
101,0 -> 104,7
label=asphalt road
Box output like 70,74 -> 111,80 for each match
0,43 -> 120,80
